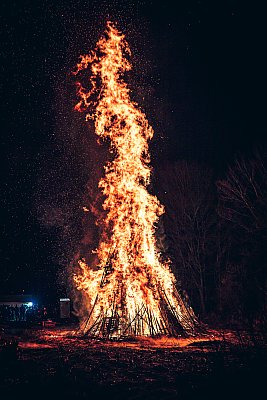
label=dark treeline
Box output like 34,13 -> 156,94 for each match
155,151 -> 267,330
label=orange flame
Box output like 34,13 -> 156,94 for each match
73,22 -> 197,338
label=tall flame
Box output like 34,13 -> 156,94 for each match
73,22 -> 197,337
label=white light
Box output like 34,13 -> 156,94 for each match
27,302 -> 33,307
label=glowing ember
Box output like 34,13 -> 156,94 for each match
73,21 -> 198,338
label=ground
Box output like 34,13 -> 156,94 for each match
0,324 -> 266,400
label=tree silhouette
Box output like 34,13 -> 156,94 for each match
156,161 -> 216,316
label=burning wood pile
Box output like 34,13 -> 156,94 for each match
73,22 -> 200,339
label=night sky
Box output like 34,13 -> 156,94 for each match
0,0 -> 265,302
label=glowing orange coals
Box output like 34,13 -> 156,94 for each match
73,22 -> 197,338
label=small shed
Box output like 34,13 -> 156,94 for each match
0,294 -> 35,307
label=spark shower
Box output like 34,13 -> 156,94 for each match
73,21 -> 198,338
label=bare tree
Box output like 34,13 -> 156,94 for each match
156,161 -> 216,316
217,153 -> 267,233
217,152 -> 267,324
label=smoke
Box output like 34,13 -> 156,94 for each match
33,64 -> 108,296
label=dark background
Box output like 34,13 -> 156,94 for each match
0,0 -> 265,303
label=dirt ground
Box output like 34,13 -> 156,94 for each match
0,325 -> 266,400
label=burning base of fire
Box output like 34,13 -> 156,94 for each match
75,286 -> 203,340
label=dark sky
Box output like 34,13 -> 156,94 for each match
0,0 -> 265,300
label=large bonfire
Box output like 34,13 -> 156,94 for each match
73,21 -> 198,338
